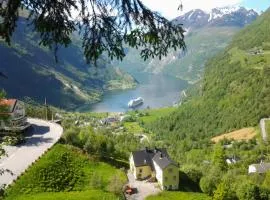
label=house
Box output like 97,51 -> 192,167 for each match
0,99 -> 30,132
130,147 -> 179,190
99,117 -> 119,125
248,162 -> 270,174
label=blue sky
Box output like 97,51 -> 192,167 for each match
241,0 -> 269,12
142,0 -> 270,19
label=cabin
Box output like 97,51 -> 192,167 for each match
248,162 -> 270,174
99,117 -> 119,125
130,147 -> 179,190
0,99 -> 30,132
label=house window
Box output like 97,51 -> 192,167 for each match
173,176 -> 176,181
165,177 -> 168,181
168,168 -> 173,173
139,168 -> 143,173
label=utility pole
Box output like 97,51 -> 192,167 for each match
45,97 -> 48,121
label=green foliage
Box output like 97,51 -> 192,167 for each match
236,183 -> 261,200
62,124 -> 143,160
212,144 -> 227,171
0,1 -> 185,63
213,180 -> 236,200
262,171 -> 270,190
145,9 -> 270,165
199,167 -> 222,196
5,144 -> 127,199
4,190 -> 119,200
146,191 -> 211,200
107,172 -> 126,195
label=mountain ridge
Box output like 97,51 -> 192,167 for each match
118,6 -> 258,83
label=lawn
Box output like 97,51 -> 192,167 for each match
138,107 -> 177,125
6,190 -> 118,200
4,144 -> 127,200
123,122 -> 144,134
146,191 -> 211,200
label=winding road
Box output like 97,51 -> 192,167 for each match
0,118 -> 63,187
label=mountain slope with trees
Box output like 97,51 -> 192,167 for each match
142,9 -> 270,199
117,7 -> 258,83
147,8 -> 270,162
0,17 -> 136,109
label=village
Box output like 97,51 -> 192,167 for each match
1,98 -> 270,199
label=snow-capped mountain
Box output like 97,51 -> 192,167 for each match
118,6 -> 259,84
173,6 -> 258,31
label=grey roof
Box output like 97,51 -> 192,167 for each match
152,151 -> 178,169
250,163 -> 270,173
132,148 -> 178,170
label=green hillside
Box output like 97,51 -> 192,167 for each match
0,17 -> 136,110
4,144 -> 126,200
117,26 -> 241,83
146,9 -> 270,160
146,26 -> 240,83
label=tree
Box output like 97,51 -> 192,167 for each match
0,0 -> 185,63
213,144 -> 227,171
107,172 -> 125,195
200,167 -> 222,196
236,183 -> 260,200
213,180 -> 236,200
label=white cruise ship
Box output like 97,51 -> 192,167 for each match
128,97 -> 144,108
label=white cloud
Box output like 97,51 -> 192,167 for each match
141,0 -> 243,19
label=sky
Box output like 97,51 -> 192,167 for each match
141,0 -> 270,19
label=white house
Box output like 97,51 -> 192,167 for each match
0,99 -> 30,132
130,147 -> 179,190
248,162 -> 270,174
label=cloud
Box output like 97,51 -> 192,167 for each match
141,0 -> 243,19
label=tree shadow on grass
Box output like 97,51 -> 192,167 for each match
179,171 -> 202,192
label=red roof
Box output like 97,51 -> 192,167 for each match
0,99 -> 17,113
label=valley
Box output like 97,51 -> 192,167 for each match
1,2 -> 270,200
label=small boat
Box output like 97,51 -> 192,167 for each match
128,97 -> 144,108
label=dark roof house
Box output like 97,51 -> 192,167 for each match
131,147 -> 178,170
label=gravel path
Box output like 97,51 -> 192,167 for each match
0,118 -> 63,187
126,171 -> 161,200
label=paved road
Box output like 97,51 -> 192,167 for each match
260,118 -> 269,142
0,118 -> 63,186
126,171 -> 161,200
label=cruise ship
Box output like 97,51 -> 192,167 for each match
128,97 -> 144,108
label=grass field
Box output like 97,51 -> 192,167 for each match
146,191 -> 211,200
123,122 -> 144,134
6,190 -> 118,200
138,107 -> 177,125
211,127 -> 257,143
4,144 -> 126,200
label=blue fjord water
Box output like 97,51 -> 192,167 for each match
77,73 -> 189,113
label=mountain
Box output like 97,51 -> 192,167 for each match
173,6 -> 258,30
146,8 -> 270,158
117,6 -> 258,83
0,17 -> 136,110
